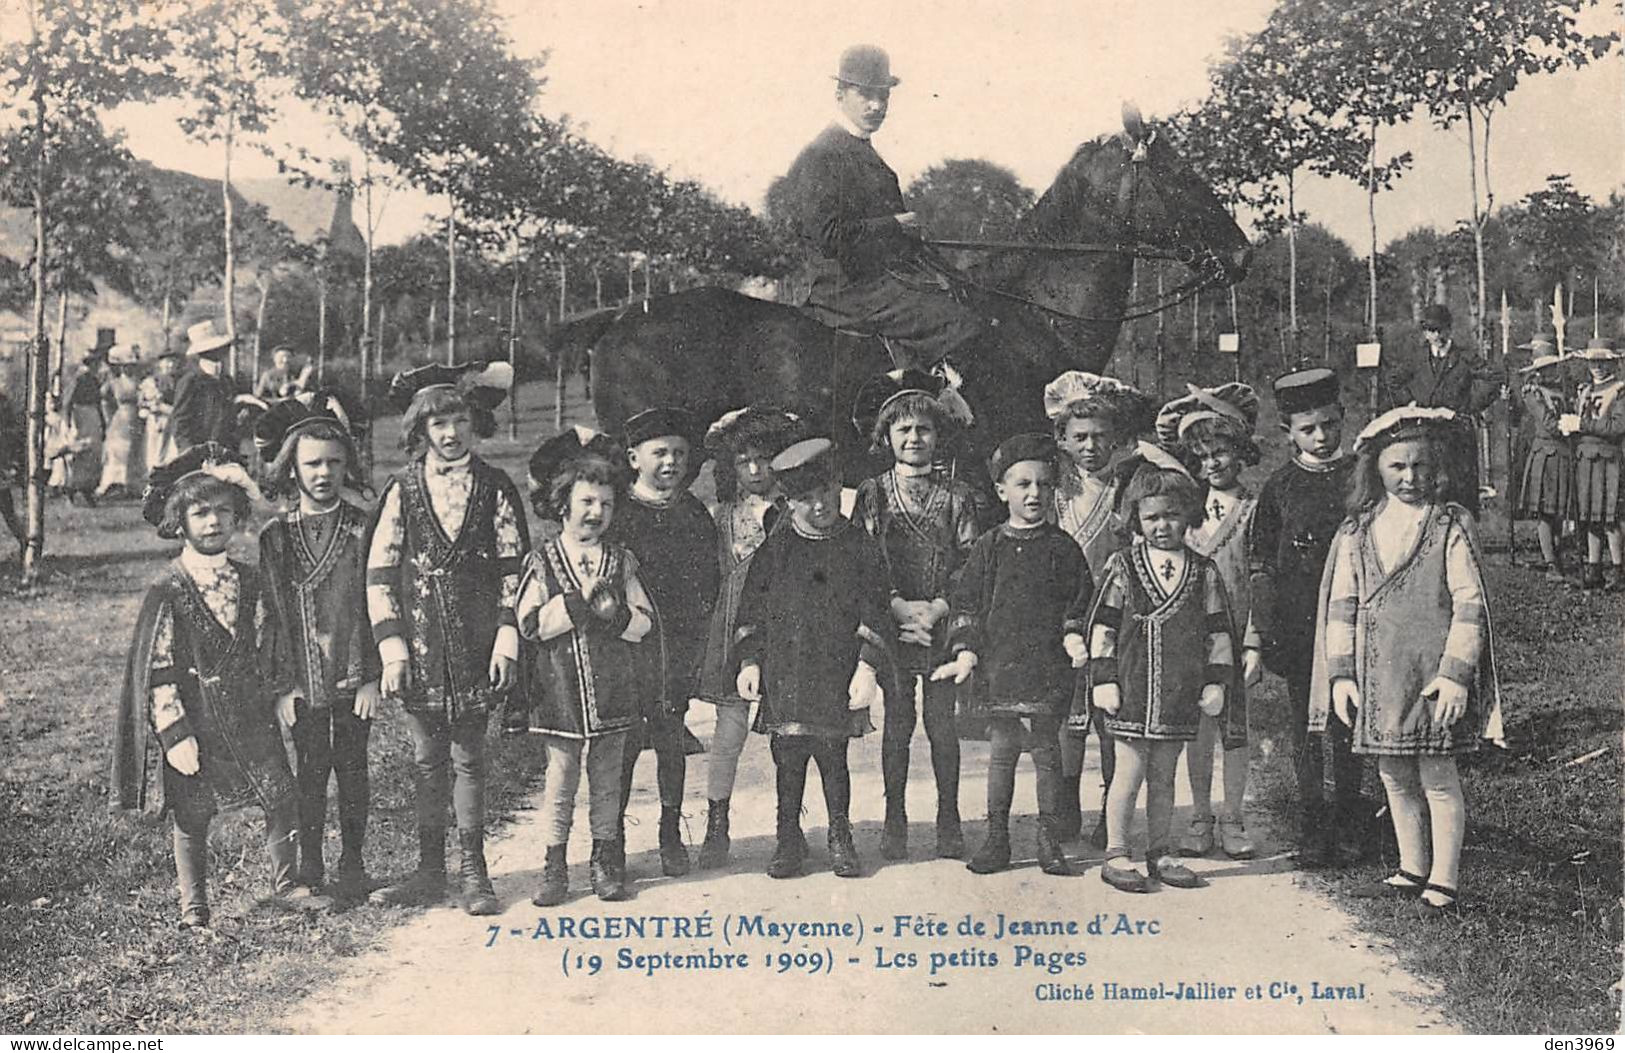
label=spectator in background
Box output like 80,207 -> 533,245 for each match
139,349 -> 180,469
255,346 -> 307,400
170,321 -> 239,454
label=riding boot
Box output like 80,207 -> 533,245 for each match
369,826 -> 448,906
459,829 -> 499,916
697,798 -> 731,870
828,815 -> 862,878
880,746 -> 910,860
658,805 -> 691,877
590,839 -> 629,902
532,844 -> 570,907
173,823 -> 210,929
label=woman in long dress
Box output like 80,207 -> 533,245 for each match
97,347 -> 144,496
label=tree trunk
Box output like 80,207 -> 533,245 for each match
1465,102 -> 1488,353
446,200 -> 457,364
223,108 -> 238,378
253,276 -> 270,382
317,273 -> 328,382
160,288 -> 173,354
376,302 -> 387,377
23,0 -> 48,581
593,266 -> 602,309
1286,172 -> 1299,361
52,287 -> 68,394
1366,127 -> 1380,339
1154,264 -> 1166,394
361,159 -> 374,401
509,256 -> 521,441
427,300 -> 437,354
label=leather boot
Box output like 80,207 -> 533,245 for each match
296,823 -> 325,889
369,827 -> 448,906
966,817 -> 1012,875
173,823 -> 210,929
532,844 -> 570,907
590,839 -> 629,901
1036,816 -> 1073,876
1053,774 -> 1083,842
697,799 -> 731,870
828,815 -> 862,878
269,825 -> 333,912
767,815 -> 807,879
658,806 -> 691,877
881,798 -> 908,860
459,829 -> 499,916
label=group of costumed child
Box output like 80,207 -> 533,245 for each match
111,347 -> 1506,924
1512,333 -> 1625,591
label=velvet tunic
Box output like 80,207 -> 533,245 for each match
734,517 -> 894,739
1086,541 -> 1235,743
260,501 -> 379,709
1248,456 -> 1355,681
611,491 -> 720,710
1512,384 -> 1575,519
1573,378 -> 1625,525
852,468 -> 981,673
947,522 -> 1094,718
113,560 -> 296,816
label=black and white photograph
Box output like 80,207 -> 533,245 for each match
0,0 -> 1621,1038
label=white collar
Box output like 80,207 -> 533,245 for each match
836,111 -> 872,141
180,545 -> 229,574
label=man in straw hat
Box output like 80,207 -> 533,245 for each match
170,320 -> 239,455
781,44 -> 985,370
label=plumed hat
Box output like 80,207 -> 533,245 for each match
527,425 -> 625,519
851,367 -> 974,439
142,443 -> 259,538
1353,404 -> 1457,454
388,360 -> 513,414
706,406 -> 804,459
770,437 -> 839,497
1155,382 -> 1260,447
1272,366 -> 1341,416
624,406 -> 702,450
988,432 -> 1058,483
1042,370 -> 1149,433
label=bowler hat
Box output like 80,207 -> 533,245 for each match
834,45 -> 900,90
1420,304 -> 1453,331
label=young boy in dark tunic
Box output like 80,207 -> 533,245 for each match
734,438 -> 894,879
518,428 -> 656,904
255,393 -> 379,898
936,433 -> 1092,876
851,369 -> 980,860
365,362 -> 529,915
611,407 -> 720,877
113,444 -> 329,927
1247,367 -> 1361,867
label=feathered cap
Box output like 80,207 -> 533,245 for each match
141,443 -> 260,538
706,406 -> 804,459
527,425 -> 625,519
851,367 -> 975,439
988,432 -> 1058,483
252,389 -> 358,463
1042,370 -> 1149,433
390,360 -> 512,444
1353,405 -> 1458,454
1155,382 -> 1260,447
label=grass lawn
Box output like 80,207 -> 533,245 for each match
1,376 -> 1620,1033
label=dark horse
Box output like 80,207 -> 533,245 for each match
585,108 -> 1251,478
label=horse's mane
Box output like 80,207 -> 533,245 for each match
1019,133 -> 1127,242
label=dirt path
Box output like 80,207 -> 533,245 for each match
288,705 -> 1453,1035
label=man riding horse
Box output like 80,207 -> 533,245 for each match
785,45 -> 985,371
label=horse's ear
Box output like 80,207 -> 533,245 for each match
1121,101 -> 1145,143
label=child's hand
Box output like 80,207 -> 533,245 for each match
931,651 -> 977,684
1423,676 -> 1468,727
275,690 -> 301,728
166,736 -> 201,776
489,653 -> 515,691
736,662 -> 762,702
1092,683 -> 1120,715
1198,683 -> 1224,717
381,660 -> 411,699
848,661 -> 881,710
922,598 -> 951,630
1241,647 -> 1262,687
587,581 -> 623,624
1331,678 -> 1360,727
1062,632 -> 1088,668
354,680 -> 380,720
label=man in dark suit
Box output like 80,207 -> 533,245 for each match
1379,304 -> 1505,514
169,320 -> 238,455
783,45 -> 983,368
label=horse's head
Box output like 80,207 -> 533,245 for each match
1023,105 -> 1251,287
